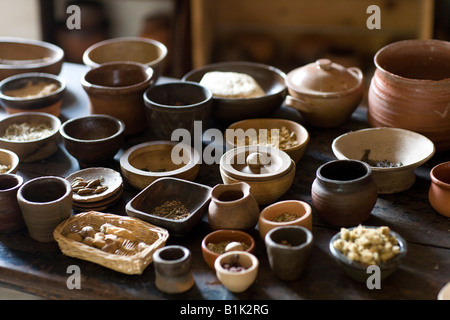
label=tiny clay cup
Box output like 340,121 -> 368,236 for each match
429,161 -> 450,217
0,173 -> 25,233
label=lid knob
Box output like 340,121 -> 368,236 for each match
246,152 -> 269,173
316,59 -> 332,71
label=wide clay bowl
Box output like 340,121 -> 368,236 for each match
0,72 -> 66,117
0,148 -> 19,174
182,61 -> 287,123
120,141 -> 201,190
201,229 -> 256,270
332,127 -> 435,194
0,37 -> 64,81
225,118 -> 309,163
60,114 -> 125,168
429,161 -> 450,218
368,39 -> 450,151
82,37 -> 167,80
0,112 -> 61,163
329,225 -> 407,283
126,177 -> 211,237
258,200 -> 313,241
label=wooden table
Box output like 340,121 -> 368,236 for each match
0,62 -> 448,302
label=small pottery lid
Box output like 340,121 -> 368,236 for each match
220,146 -> 292,181
286,59 -> 361,95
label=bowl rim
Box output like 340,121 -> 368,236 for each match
17,175 -> 72,205
82,36 -> 168,68
214,250 -> 259,274
0,147 -> 19,173
0,172 -> 23,190
332,127 -> 436,171
265,225 -> 313,250
59,114 -> 125,143
259,200 -> 312,225
430,161 -> 450,188
201,229 -> 256,256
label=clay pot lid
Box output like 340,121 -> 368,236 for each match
220,146 -> 292,181
286,59 -> 362,95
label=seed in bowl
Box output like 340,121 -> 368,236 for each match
1,122 -> 53,141
150,200 -> 191,220
3,81 -> 59,99
0,163 -> 10,173
272,212 -> 300,222
235,126 -> 299,150
199,71 -> 265,98
332,225 -> 401,265
207,241 -> 250,254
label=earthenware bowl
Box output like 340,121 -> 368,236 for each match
143,81 -> 212,141
81,61 -> 154,136
0,37 -> 64,81
182,61 -> 287,123
82,36 -> 167,80
126,177 -> 211,237
332,127 -> 435,194
215,251 -> 259,293
0,148 -> 19,174
329,225 -> 407,282
120,141 -> 201,190
219,145 -> 295,205
368,39 -> 450,151
285,58 -> 364,127
0,112 -> 61,162
429,161 -> 450,218
60,114 -> 125,168
258,200 -> 312,241
225,118 -> 309,163
201,229 -> 256,270
0,72 -> 66,116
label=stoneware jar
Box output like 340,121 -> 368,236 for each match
17,176 -> 72,242
208,181 -> 260,231
429,161 -> 450,217
153,245 -> 194,294
0,173 -> 24,233
265,226 -> 313,281
311,160 -> 378,227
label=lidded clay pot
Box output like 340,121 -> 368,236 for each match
285,58 -> 364,127
311,160 -> 378,227
368,39 -> 450,151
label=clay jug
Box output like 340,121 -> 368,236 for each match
0,173 -> 25,233
208,182 -> 260,231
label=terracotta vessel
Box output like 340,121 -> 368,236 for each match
368,39 -> 450,151
208,182 -> 260,231
429,161 -> 450,217
0,173 -> 24,233
311,160 -> 378,227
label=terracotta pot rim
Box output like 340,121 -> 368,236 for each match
0,173 -> 23,192
430,161 -> 450,188
259,200 -> 312,224
316,159 -> 372,185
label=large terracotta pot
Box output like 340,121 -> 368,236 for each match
368,39 -> 450,151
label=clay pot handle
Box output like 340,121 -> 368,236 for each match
285,95 -> 314,113
347,67 -> 364,81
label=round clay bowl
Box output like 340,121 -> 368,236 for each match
429,161 -> 450,217
225,118 -> 309,163
0,37 -> 64,81
368,39 -> 450,151
0,148 -> 19,174
332,127 -> 435,194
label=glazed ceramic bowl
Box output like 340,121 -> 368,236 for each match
214,251 -> 259,293
0,112 -> 61,162
182,61 -> 287,123
82,37 -> 167,80
332,127 -> 435,194
258,200 -> 313,241
0,37 -> 64,81
429,161 -> 450,218
201,229 -> 256,270
144,81 -> 213,140
0,72 -> 66,116
126,177 -> 211,237
329,225 -> 407,282
225,118 -> 309,163
120,141 -> 201,190
285,58 -> 364,127
219,145 -> 295,205
0,148 -> 19,174
81,61 -> 154,136
60,114 -> 125,168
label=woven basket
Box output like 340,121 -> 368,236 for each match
53,211 -> 169,275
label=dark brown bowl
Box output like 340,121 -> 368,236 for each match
59,114 -> 125,168
182,61 -> 287,124
0,37 -> 64,81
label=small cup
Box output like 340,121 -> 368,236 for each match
0,173 -> 25,233
429,161 -> 450,217
17,176 -> 72,242
265,226 -> 313,281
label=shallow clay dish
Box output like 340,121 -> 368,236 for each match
225,118 -> 309,163
332,127 -> 435,194
0,148 -> 19,174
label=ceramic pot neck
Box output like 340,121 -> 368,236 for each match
316,160 -> 373,189
211,182 -> 250,205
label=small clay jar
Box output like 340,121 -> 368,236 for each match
208,182 -> 260,231
0,173 -> 25,233
429,161 -> 450,217
153,245 -> 194,294
311,160 -> 378,227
